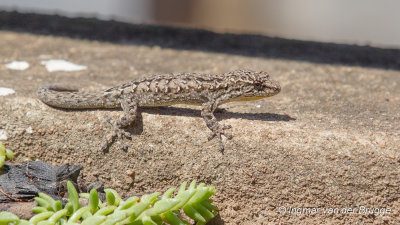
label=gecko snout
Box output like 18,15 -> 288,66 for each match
270,79 -> 281,94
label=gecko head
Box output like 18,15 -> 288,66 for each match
227,70 -> 281,102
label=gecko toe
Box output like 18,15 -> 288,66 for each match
207,123 -> 232,151
218,142 -> 225,152
119,141 -> 129,151
220,124 -> 233,139
116,129 -> 131,139
225,133 -> 233,140
101,133 -> 116,152
210,123 -> 233,139
208,132 -> 217,141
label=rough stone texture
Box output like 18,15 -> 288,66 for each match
0,12 -> 399,224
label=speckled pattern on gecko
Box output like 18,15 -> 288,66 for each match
37,69 -> 281,151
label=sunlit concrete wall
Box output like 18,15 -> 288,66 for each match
1,0 -> 399,48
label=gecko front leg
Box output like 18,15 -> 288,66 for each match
101,96 -> 139,151
201,98 -> 233,152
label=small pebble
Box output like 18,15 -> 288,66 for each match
5,61 -> 29,70
0,129 -> 7,140
0,87 -> 15,96
41,59 -> 87,72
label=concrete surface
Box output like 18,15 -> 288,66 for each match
0,12 -> 399,224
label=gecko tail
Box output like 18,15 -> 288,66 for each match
37,85 -> 120,109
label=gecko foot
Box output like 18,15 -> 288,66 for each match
207,124 -> 232,152
101,127 -> 131,152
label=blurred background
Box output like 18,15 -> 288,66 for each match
0,0 -> 399,48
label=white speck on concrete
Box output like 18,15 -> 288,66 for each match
41,59 -> 87,72
0,87 -> 16,96
5,61 -> 30,70
25,126 -> 33,134
256,104 -> 261,108
0,129 -> 7,141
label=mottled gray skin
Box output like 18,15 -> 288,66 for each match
38,70 -> 281,151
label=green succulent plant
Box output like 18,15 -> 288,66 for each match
0,180 -> 218,225
0,141 -> 14,169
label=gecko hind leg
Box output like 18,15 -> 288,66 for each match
201,100 -> 233,152
101,98 -> 138,152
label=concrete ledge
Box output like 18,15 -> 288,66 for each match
0,12 -> 399,224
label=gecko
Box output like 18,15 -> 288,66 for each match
37,70 -> 281,152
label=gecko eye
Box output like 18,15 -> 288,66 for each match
254,82 -> 264,90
